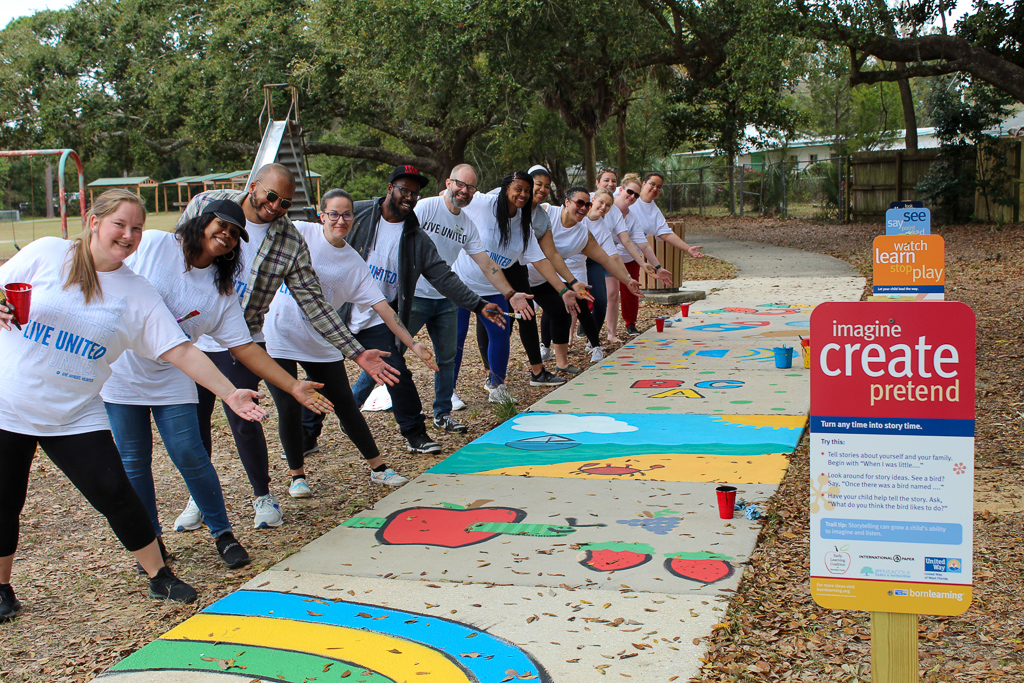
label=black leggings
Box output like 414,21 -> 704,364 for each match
541,295 -> 602,349
197,348 -> 271,497
533,281 -> 602,346
476,262 -> 542,370
0,428 -> 156,557
266,358 -> 380,471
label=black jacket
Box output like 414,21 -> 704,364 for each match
340,197 -> 488,334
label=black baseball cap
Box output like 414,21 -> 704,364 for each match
202,199 -> 249,242
388,164 -> 430,190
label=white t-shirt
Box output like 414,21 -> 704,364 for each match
526,205 -> 591,288
484,189 -> 551,241
632,198 -> 674,238
195,218 -> 270,352
614,209 -> 648,262
564,214 -> 617,284
455,193 -> 545,297
101,230 -> 253,406
0,237 -> 188,436
348,216 -> 403,333
264,222 -> 385,362
413,196 -> 486,300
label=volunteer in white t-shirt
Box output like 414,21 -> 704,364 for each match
609,173 -> 678,340
101,200 -> 332,569
265,189 -> 437,494
453,171 -> 573,404
528,187 -> 641,374
400,164 -> 533,431
0,190 -> 267,619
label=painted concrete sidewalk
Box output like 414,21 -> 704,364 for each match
97,232 -> 864,682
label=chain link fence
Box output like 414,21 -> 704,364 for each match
655,157 -> 850,222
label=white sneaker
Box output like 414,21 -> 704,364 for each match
488,383 -> 517,404
253,493 -> 284,528
540,345 -> 553,362
288,478 -> 312,499
370,468 -> 409,486
174,496 -> 204,532
451,392 -> 467,411
584,341 -> 593,352
590,346 -> 605,362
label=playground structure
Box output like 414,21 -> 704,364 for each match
1,148 -> 86,242
250,83 -> 319,221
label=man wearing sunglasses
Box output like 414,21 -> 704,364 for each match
175,163 -> 399,529
341,165 -> 507,455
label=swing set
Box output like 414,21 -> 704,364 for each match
1,148 -> 86,253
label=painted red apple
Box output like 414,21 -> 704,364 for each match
664,554 -> 734,584
578,548 -> 653,572
376,506 -> 527,548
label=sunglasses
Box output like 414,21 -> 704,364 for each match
322,211 -> 355,222
569,198 -> 593,210
258,181 -> 293,209
624,188 -> 640,198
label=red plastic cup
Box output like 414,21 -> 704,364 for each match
680,303 -> 691,317
716,485 -> 737,519
4,283 -> 32,326
655,316 -> 665,332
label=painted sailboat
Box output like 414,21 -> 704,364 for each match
504,434 -> 580,451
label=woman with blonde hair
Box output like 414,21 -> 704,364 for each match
0,189 -> 267,619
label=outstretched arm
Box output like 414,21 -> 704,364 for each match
470,252 -> 535,320
372,301 -> 439,372
160,342 -> 268,421
229,342 -> 333,414
582,235 -> 642,297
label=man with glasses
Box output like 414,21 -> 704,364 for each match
360,163 -> 534,433
174,163 -> 399,530
342,165 -> 507,454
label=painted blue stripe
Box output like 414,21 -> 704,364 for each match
204,590 -> 551,683
811,416 -> 974,437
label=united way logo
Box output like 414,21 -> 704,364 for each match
925,557 -> 962,573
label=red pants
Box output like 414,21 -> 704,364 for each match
620,260 -> 641,326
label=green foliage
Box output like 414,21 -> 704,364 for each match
916,75 -> 1016,222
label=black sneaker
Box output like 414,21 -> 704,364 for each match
530,368 -> 567,386
0,584 -> 22,622
625,324 -> 640,336
302,434 -> 320,457
136,535 -> 171,576
215,532 -> 251,569
147,566 -> 198,604
406,432 -> 442,454
433,414 -> 468,434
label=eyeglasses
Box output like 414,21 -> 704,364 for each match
646,181 -> 663,191
569,198 -> 593,210
624,188 -> 640,198
393,185 -> 421,201
449,178 -> 478,194
258,181 -> 293,209
322,211 -> 355,222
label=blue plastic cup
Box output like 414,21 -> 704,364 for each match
773,346 -> 794,368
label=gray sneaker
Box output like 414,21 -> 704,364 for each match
370,468 -> 409,486
530,368 -> 566,386
556,364 -> 583,376
434,414 -> 469,433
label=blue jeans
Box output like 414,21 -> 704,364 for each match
349,323 -> 428,438
455,294 -> 509,388
351,297 -> 459,419
105,402 -> 233,538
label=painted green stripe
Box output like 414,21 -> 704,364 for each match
110,639 -> 396,683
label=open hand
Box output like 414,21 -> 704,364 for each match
688,245 -> 705,258
354,348 -> 399,386
412,341 -> 440,372
224,389 -> 269,422
481,303 -> 507,329
509,292 -> 535,320
293,380 -> 333,414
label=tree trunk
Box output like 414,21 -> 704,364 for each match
727,147 -> 737,215
617,110 -> 628,174
45,162 -> 54,219
896,69 -> 918,151
583,132 -> 597,189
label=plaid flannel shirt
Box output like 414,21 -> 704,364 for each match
177,189 -> 364,359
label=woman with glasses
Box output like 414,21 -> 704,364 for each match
263,189 -> 438,494
632,172 -> 704,265
101,198 -> 333,570
534,187 -> 641,373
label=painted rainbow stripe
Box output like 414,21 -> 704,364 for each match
106,590 -> 550,683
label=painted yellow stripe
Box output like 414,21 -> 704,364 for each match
162,614 -> 473,683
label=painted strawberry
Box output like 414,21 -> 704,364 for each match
663,552 -> 734,584
577,542 -> 655,572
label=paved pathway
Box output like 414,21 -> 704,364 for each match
97,232 -> 864,682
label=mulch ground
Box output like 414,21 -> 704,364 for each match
2,217 -> 1021,681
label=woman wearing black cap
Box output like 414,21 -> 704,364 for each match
0,189 -> 269,619
100,199 -> 332,571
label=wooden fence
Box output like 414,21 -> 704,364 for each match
849,149 -> 948,223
